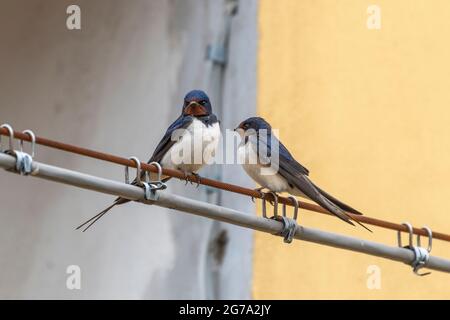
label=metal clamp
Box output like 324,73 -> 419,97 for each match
410,246 -> 431,276
271,195 -> 299,244
275,216 -> 297,244
1,125 -> 37,175
417,226 -> 432,253
20,130 -> 36,158
146,162 -> 167,191
141,162 -> 167,201
125,158 -> 167,201
397,222 -> 432,276
13,151 -> 34,175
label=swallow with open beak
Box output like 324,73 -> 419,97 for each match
77,90 -> 221,231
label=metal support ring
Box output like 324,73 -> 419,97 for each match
282,195 -> 299,221
397,222 -> 431,276
148,161 -> 163,182
417,226 -> 432,253
268,192 -> 278,218
20,130 -> 36,158
397,222 -> 413,248
0,124 -> 14,152
125,156 -> 143,186
262,197 -> 267,218
147,162 -> 167,191
141,162 -> 166,201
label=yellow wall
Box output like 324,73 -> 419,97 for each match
255,0 -> 450,299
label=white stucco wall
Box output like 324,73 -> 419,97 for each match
0,0 -> 256,299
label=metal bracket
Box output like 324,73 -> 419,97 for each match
206,44 -> 227,65
410,246 -> 431,276
142,182 -> 166,201
11,150 -> 33,175
1,125 -> 36,176
398,222 -> 432,276
273,215 -> 297,244
269,195 -> 300,244
142,162 -> 167,201
125,158 -> 167,202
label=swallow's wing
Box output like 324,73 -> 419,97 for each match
77,115 -> 195,231
113,115 -> 194,200
261,134 -> 368,229
149,115 -> 194,163
308,182 -> 363,215
258,133 -> 309,175
277,157 -> 356,226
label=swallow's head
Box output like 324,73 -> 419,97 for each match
237,117 -> 272,131
182,90 -> 212,117
234,117 -> 272,137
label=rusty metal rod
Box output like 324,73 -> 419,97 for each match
1,126 -> 450,242
1,152 -> 449,274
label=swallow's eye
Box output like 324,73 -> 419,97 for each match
243,123 -> 249,129
199,100 -> 207,106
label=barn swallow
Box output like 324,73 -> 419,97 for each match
77,90 -> 221,231
235,117 -> 370,231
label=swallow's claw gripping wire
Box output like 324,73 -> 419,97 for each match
183,172 -> 191,186
191,172 -> 202,188
251,187 -> 265,203
266,191 -> 278,207
262,191 -> 279,219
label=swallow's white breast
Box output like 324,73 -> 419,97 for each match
161,118 -> 220,174
237,139 -> 290,193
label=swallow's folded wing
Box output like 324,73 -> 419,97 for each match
149,115 -> 194,163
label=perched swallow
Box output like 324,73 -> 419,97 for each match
77,90 -> 221,231
235,117 -> 370,231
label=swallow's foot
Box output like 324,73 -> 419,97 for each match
191,172 -> 202,188
267,191 -> 278,207
251,187 -> 265,203
182,172 -> 191,185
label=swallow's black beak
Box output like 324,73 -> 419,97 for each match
234,124 -> 245,135
235,122 -> 245,131
183,101 -> 208,116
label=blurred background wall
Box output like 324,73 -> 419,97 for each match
255,0 -> 450,299
0,0 -> 257,299
2,0 -> 450,300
